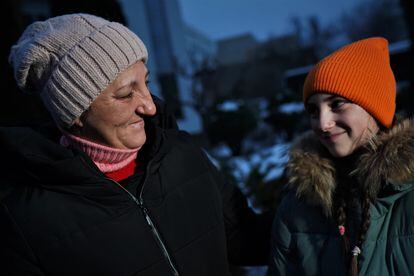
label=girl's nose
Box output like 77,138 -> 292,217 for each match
318,111 -> 335,132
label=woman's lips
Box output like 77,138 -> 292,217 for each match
130,120 -> 144,129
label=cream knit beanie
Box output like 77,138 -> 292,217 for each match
9,13 -> 148,128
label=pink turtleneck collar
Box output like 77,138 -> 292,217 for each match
60,133 -> 141,173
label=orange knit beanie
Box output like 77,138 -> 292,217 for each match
303,37 -> 396,128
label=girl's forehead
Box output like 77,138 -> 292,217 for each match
307,93 -> 348,104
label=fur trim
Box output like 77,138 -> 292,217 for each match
287,119 -> 414,216
356,119 -> 414,196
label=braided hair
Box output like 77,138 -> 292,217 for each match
336,183 -> 372,276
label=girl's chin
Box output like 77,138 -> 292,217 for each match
327,147 -> 353,158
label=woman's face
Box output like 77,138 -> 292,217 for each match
74,61 -> 156,149
306,93 -> 379,158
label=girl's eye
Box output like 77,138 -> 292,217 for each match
330,99 -> 348,110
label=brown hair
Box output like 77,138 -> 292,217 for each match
335,179 -> 372,276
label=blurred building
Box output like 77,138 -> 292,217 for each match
217,34 -> 258,66
202,33 -> 312,102
184,24 -> 217,65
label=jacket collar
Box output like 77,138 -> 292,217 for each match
287,119 -> 414,216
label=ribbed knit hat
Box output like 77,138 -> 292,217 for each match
303,37 -> 396,128
9,13 -> 148,128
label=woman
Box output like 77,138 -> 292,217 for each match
268,37 -> 414,276
1,14 -> 271,275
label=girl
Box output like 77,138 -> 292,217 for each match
268,37 -> 414,276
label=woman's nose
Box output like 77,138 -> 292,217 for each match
136,93 -> 156,116
136,87 -> 157,116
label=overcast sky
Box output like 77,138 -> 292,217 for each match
178,0 -> 369,41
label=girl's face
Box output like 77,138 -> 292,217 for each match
74,61 -> 156,149
306,93 -> 379,158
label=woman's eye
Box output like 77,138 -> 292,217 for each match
118,92 -> 133,99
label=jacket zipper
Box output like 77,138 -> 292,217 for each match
105,165 -> 180,276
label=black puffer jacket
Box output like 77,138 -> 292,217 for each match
0,102 -> 271,276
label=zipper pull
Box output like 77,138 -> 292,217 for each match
138,202 -> 152,226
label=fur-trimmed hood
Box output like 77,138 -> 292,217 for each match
287,119 -> 414,216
